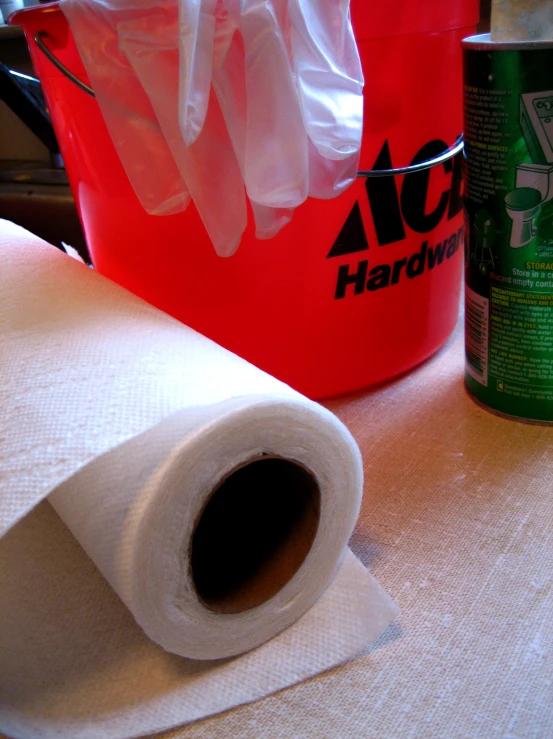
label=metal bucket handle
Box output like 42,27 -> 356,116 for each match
35,30 -> 464,177
34,32 -> 94,97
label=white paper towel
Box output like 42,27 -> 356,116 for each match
0,220 -> 397,738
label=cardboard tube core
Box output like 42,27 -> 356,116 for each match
191,456 -> 321,614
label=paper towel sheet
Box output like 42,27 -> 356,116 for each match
0,506 -> 390,739
0,221 -> 397,739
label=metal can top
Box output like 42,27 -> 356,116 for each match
462,32 -> 553,51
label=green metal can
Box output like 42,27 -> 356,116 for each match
463,33 -> 553,422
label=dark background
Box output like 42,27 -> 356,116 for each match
479,0 -> 491,32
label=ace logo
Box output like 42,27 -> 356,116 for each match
328,138 -> 464,300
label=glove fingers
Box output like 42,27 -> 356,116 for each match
178,0 -> 217,146
307,140 -> 359,200
240,0 -> 308,209
213,4 -> 292,239
120,9 -> 247,256
288,0 -> 364,161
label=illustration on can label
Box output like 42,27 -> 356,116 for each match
464,38 -> 553,422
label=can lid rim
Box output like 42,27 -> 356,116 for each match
463,32 -> 553,51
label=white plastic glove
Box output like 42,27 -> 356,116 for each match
212,0 -> 294,238
62,0 -> 364,254
62,0 -> 249,254
178,0 -> 217,145
236,0 -> 363,207
118,4 -> 247,256
213,0 -> 363,212
237,0 -> 309,209
289,0 -> 364,161
61,0 -> 190,217
290,0 -> 364,199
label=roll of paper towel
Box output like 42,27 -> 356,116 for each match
0,221 -> 396,739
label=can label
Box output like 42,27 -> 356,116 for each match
464,40 -> 553,421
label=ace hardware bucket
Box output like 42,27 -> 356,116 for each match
11,0 -> 478,399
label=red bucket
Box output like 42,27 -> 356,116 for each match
11,0 -> 478,398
